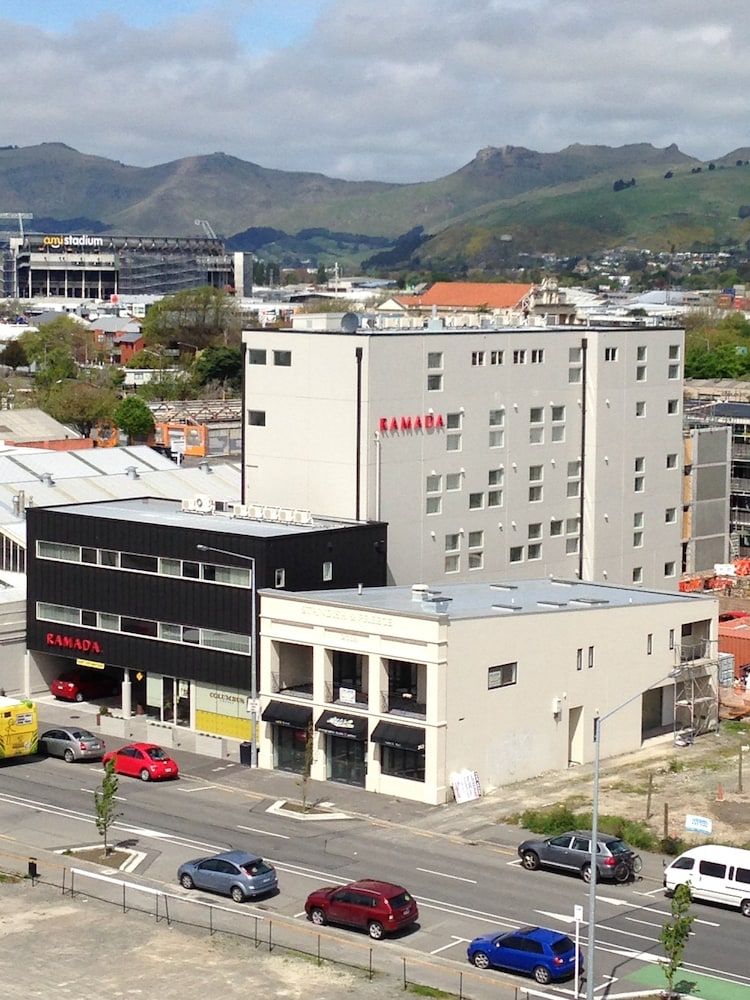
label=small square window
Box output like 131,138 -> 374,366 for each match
446,433 -> 462,451
637,345 -> 647,361
567,461 -> 581,477
445,533 -> 460,552
667,399 -> 679,414
551,425 -> 565,442
632,567 -> 643,584
551,405 -> 565,421
634,456 -> 644,472
528,522 -> 542,540
468,551 -> 483,569
669,344 -> 680,360
566,517 -> 580,534
665,561 -> 676,577
427,373 -> 443,391
566,481 -> 581,498
273,350 -> 292,366
509,546 -> 524,563
633,531 -> 643,547
472,350 -> 486,366
668,364 -> 680,379
531,348 -> 545,364
489,409 -> 505,426
446,412 -> 462,429
636,401 -> 646,417
446,473 -> 462,491
248,349 -> 266,365
322,561 -> 333,582
605,346 -> 618,361
488,468 -> 504,486
468,530 -> 483,548
488,489 -> 503,507
513,349 -> 527,364
469,492 -> 484,510
274,568 -> 286,588
550,519 -> 563,536
636,365 -> 647,382
666,453 -> 678,469
426,474 -> 442,493
426,496 -> 442,514
634,475 -> 645,492
248,410 -> 266,426
488,662 -> 517,688
665,507 -> 676,523
569,347 -> 581,363
490,350 -> 504,365
489,429 -> 505,448
529,485 -> 543,502
529,426 -> 544,444
566,537 -> 580,554
634,511 -> 644,528
528,543 -> 542,560
445,554 -> 460,573
568,367 -> 582,383
427,352 -> 443,369
529,465 -> 543,482
530,406 -> 544,423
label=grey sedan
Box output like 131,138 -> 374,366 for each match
40,727 -> 106,762
178,850 -> 278,902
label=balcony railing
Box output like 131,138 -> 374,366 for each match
381,691 -> 427,718
271,673 -> 313,699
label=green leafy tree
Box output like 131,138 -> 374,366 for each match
316,263 -> 327,285
20,315 -> 91,367
660,883 -> 694,995
142,287 -> 240,351
0,339 -> 29,371
191,345 -> 242,389
0,299 -> 23,322
41,380 -> 116,437
94,759 -> 121,856
298,721 -> 315,813
113,396 -> 155,442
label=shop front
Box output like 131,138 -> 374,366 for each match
316,710 -> 368,787
261,700 -> 313,773
371,721 -> 426,783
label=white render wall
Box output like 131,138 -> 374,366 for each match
242,326 -> 684,589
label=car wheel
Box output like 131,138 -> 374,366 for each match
180,874 -> 194,890
581,863 -> 592,883
534,965 -> 552,985
139,768 -> 151,781
521,850 -> 541,871
472,951 -> 491,970
368,921 -> 385,940
74,692 -> 83,702
63,749 -> 75,763
741,899 -> 750,918
310,907 -> 326,926
231,886 -> 246,903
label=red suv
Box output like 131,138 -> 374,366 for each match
305,879 -> 418,939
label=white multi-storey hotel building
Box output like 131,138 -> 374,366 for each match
242,322 -> 684,588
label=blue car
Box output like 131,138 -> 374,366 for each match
467,925 -> 582,984
178,850 -> 277,903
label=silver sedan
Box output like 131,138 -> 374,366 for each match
40,727 -> 106,762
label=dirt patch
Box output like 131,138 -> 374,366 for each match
61,846 -> 132,869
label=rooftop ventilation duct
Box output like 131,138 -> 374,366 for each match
125,466 -> 139,480
40,473 -> 55,486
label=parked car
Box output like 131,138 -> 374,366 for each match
467,926 -> 581,984
178,850 -> 277,903
305,879 -> 418,939
39,727 -> 105,762
102,742 -> 179,781
50,670 -> 119,703
664,844 -> 750,916
518,830 -> 641,883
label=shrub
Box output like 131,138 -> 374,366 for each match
519,805 -> 579,835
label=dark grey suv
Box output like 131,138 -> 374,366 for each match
517,831 -> 641,883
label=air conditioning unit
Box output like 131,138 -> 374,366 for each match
262,505 -> 280,522
232,503 -> 250,519
181,497 -> 198,513
278,508 -> 294,524
247,503 -> 264,520
292,508 -> 313,525
193,494 -> 215,515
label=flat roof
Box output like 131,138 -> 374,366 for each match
244,323 -> 683,338
261,578 -> 711,621
39,496 -> 373,537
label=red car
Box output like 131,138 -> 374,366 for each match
305,879 -> 418,939
50,670 -> 119,703
102,743 -> 179,781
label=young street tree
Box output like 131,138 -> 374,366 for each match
660,882 -> 694,996
113,395 -> 155,442
94,759 -> 121,856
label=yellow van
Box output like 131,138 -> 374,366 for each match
0,696 -> 39,760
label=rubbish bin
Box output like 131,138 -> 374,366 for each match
239,741 -> 253,766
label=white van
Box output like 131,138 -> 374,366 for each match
664,845 -> 750,916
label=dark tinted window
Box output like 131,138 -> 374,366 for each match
146,747 -> 169,761
549,836 -> 572,848
735,867 -> 750,885
121,617 -> 158,638
571,838 -> 589,851
182,561 -> 200,578
120,552 -> 158,573
241,861 -> 273,877
387,891 -> 411,908
607,840 -> 631,857
672,857 -> 695,871
551,937 -> 575,955
81,610 -> 97,627
352,892 -> 376,907
699,860 -> 726,878
502,936 -> 524,949
82,547 -> 98,564
519,939 -> 543,954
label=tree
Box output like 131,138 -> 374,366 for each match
0,339 -> 29,371
316,263 -> 327,285
94,759 -> 121,856
41,380 -> 116,437
298,721 -> 315,813
660,882 -> 694,995
113,396 -> 155,441
191,345 -> 242,389
142,286 -> 241,351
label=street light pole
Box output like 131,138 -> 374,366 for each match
585,669 -> 681,1000
197,544 -> 258,767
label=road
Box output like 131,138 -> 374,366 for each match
1,747 -> 749,999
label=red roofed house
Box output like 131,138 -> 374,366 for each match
377,279 -> 577,327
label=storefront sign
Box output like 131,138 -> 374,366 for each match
42,234 -> 105,249
76,658 -> 105,669
195,682 -> 246,717
378,414 -> 445,433
46,633 -> 102,654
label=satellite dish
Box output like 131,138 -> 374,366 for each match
340,312 -> 359,333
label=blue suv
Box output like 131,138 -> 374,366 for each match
467,925 -> 581,984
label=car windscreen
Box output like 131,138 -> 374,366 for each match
551,936 -> 575,955
608,840 -> 631,856
388,892 -> 412,908
241,860 -> 273,877
146,747 -> 169,761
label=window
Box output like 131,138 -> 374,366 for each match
37,602 -> 80,624
669,344 -> 680,360
665,561 -> 676,577
633,531 -> 643,547
671,856 -> 695,871
634,476 -> 644,492
469,492 -> 484,510
446,434 -> 462,452
99,612 -> 120,631
160,557 -> 181,576
531,349 -> 545,363
637,345 -> 647,361
488,489 -> 503,507
513,349 -> 527,364
529,485 -> 543,502
100,549 -> 119,567
446,473 -> 462,491
566,517 -> 580,535
588,645 -> 594,669
274,568 -> 286,588
445,533 -> 460,552
634,512 -> 644,528
445,554 -> 460,573
634,456 -> 644,473
665,507 -> 676,523
202,564 -> 250,586
490,350 -> 504,365
668,364 -> 680,379
120,552 -> 158,573
568,460 -> 581,477
568,367 -> 582,383
159,622 -> 182,642
636,365 -> 647,382
530,406 -> 544,423
489,428 -> 505,448
273,350 -> 292,366
471,350 -> 486,366
632,567 -> 643,584
550,519 -> 563,536
669,628 -> 675,650
551,424 -> 565,442
426,496 -> 441,514
381,745 -> 425,782
647,633 -> 653,655
427,352 -> 443,369
446,412 -> 462,429
468,530 -> 483,548
551,405 -> 565,422
528,522 -> 542,540
667,399 -> 679,414
488,662 -> 517,688
569,347 -> 581,363
528,543 -> 542,560
636,400 -> 646,417
666,453 -> 678,469
604,346 -> 618,361
469,551 -> 483,569
121,616 -> 158,638
567,480 -> 581,498
576,648 -> 583,671
699,860 -> 726,879
426,474 -> 442,493
247,349 -> 266,365
322,561 -> 333,582
427,373 -> 443,391
509,546 -> 524,563
489,409 -> 505,426
488,468 -> 504,486
735,867 -> 750,885
565,537 -> 580,554
81,610 -> 97,627
248,410 -> 266,426
202,629 -> 251,654
529,465 -> 543,482
529,426 -> 544,444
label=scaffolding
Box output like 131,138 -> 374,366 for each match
673,638 -> 720,743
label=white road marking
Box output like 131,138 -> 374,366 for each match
177,785 -> 218,793
624,916 -> 694,936
616,898 -> 720,928
417,867 -> 477,884
294,911 -> 306,918
596,894 -> 628,906
634,887 -> 663,897
535,909 -> 579,924
506,858 -> 523,866
597,926 -> 658,944
430,936 -> 470,956
80,788 -> 127,802
237,825 -> 290,840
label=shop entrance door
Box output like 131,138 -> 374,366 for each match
162,677 -> 191,726
328,736 -> 366,786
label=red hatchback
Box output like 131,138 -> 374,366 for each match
102,743 -> 179,782
305,879 -> 418,939
51,670 -> 119,703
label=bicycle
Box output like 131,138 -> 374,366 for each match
614,854 -> 643,882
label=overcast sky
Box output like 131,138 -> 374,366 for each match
1,0 -> 746,182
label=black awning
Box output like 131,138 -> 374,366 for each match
315,710 -> 368,741
370,721 -> 425,751
261,700 -> 313,729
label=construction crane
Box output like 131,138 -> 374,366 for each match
194,219 -> 217,240
0,212 -> 33,238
